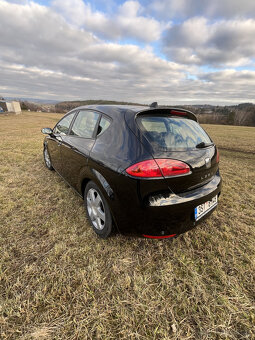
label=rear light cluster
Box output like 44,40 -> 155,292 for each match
170,110 -> 187,116
126,159 -> 190,178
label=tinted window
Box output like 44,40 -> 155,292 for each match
54,112 -> 76,135
97,116 -> 111,136
137,116 -> 212,151
70,110 -> 99,138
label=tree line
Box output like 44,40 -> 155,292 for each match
190,103 -> 255,126
1,96 -> 255,126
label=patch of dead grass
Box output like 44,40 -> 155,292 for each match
0,112 -> 254,339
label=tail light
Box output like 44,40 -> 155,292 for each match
170,110 -> 187,116
126,159 -> 190,178
216,149 -> 220,163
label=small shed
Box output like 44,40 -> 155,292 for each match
0,100 -> 21,114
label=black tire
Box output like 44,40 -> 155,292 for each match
43,145 -> 54,170
84,181 -> 113,238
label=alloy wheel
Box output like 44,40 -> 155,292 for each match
86,188 -> 106,230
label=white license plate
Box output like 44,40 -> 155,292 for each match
194,195 -> 218,221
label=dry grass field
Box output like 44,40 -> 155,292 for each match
0,111 -> 254,340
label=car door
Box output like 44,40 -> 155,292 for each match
60,110 -> 101,191
47,111 -> 76,175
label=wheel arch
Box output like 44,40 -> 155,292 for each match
80,172 -> 120,233
81,178 -> 91,198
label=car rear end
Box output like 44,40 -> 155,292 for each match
123,107 -> 222,238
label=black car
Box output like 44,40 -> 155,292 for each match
41,104 -> 222,239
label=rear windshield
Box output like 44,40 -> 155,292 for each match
137,115 -> 212,151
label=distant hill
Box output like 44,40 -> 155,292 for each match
3,95 -> 254,126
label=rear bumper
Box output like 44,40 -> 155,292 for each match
148,173 -> 221,207
116,173 -> 222,236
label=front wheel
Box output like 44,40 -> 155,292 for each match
84,181 -> 113,238
43,145 -> 54,170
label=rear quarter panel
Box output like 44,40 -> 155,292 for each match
88,115 -> 171,230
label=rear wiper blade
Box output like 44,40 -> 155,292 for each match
196,142 -> 214,148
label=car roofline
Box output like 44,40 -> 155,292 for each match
65,104 -> 197,121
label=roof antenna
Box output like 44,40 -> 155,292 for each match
150,102 -> 158,108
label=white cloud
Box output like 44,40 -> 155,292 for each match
163,18 -> 255,66
149,0 -> 255,19
201,69 -> 255,84
51,0 -> 89,27
0,1 -> 186,102
0,0 -> 255,105
52,0 -> 162,42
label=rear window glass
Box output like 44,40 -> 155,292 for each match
137,115 -> 212,151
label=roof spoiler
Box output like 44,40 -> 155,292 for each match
146,103 -> 197,122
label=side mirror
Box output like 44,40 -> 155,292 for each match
41,127 -> 53,135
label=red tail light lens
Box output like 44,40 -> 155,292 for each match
126,159 -> 190,178
216,149 -> 220,163
156,159 -> 190,176
126,159 -> 161,178
170,110 -> 187,116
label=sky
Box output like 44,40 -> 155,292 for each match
0,0 -> 255,105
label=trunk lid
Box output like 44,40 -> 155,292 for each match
153,147 -> 218,193
127,109 -> 219,194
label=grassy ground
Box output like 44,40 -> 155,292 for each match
0,112 -> 254,340
203,124 -> 255,154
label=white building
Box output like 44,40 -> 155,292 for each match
0,100 -> 21,114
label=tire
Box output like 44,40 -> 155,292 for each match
43,145 -> 54,170
84,181 -> 113,238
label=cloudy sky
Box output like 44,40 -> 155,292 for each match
1,0 -> 255,104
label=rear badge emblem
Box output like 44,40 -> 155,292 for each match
205,157 -> 211,168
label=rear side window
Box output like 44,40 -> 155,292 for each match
70,110 -> 99,138
137,115 -> 212,151
97,116 -> 111,136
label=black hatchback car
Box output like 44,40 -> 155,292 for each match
42,104 -> 222,238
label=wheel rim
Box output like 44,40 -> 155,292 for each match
44,148 -> 51,168
86,188 -> 106,230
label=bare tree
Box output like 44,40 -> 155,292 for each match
21,101 -> 41,111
